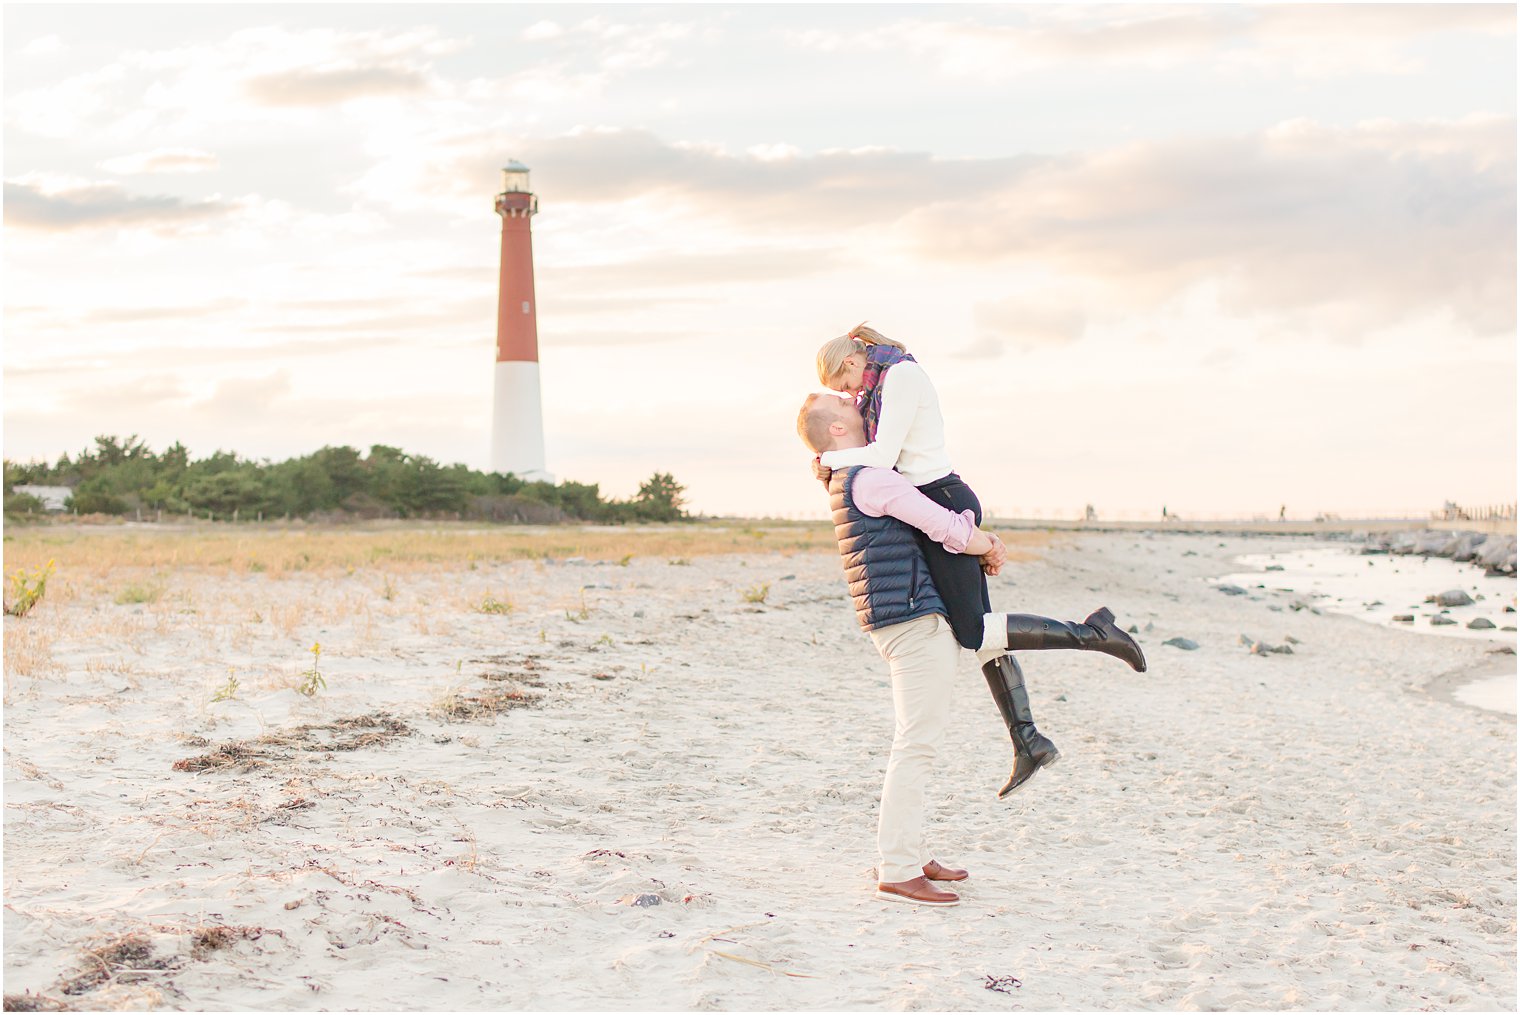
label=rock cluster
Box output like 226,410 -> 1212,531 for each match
1359,530 -> 1517,576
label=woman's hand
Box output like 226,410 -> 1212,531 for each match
812,456 -> 832,484
981,533 -> 1007,576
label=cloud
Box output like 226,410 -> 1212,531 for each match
98,148 -> 221,175
543,249 -> 842,289
968,292 -> 1089,356
900,115 -> 1516,341
518,15 -> 704,72
21,34 -> 63,57
2,178 -> 236,231
5,24 -> 464,139
82,298 -> 247,324
789,4 -> 1513,80
245,65 -> 430,106
5,336 -> 421,382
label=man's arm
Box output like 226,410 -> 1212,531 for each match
851,466 -> 993,555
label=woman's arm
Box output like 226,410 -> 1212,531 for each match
818,363 -> 924,470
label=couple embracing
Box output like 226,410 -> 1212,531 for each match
794,323 -> 1146,907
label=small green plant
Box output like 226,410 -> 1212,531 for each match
618,554 -> 633,567
115,581 -> 164,605
538,628 -> 547,642
296,642 -> 326,697
4,559 -> 55,617
565,589 -> 590,622
211,669 -> 240,703
381,576 -> 397,601
595,634 -> 614,647
479,594 -> 514,615
668,557 -> 691,566
743,583 -> 770,604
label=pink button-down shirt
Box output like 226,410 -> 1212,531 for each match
850,467 -> 977,553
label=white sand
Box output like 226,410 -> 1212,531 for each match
4,532 -> 1515,1011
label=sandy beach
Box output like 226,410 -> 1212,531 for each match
3,528 -> 1515,1011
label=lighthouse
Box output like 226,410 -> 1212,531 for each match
490,161 -> 551,481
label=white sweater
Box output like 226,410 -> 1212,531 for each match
819,361 -> 954,486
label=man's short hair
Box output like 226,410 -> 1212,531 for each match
796,393 -> 841,454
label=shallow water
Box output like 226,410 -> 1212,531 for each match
1216,543 -> 1517,714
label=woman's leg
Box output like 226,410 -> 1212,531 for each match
914,475 -> 1059,797
910,475 -> 991,650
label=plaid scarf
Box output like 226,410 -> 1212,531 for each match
858,344 -> 916,443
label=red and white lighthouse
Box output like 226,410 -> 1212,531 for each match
490,160 -> 551,480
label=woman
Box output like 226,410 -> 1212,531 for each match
813,323 -> 1146,797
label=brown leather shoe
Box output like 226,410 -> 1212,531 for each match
876,876 -> 960,906
922,859 -> 968,882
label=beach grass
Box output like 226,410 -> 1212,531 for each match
2,520 -> 1050,579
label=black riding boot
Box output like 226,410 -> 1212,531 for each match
1003,606 -> 1148,672
981,654 -> 1060,798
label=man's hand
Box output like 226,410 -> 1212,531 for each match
981,533 -> 1007,576
812,456 -> 832,485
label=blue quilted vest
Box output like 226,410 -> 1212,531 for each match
829,466 -> 946,633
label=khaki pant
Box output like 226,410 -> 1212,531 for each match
868,612 -> 960,883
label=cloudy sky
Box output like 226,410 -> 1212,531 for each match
4,3 -> 1515,519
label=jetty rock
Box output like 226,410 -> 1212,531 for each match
1431,589 -> 1475,607
1451,532 -> 1489,561
1473,535 -> 1517,575
1467,617 -> 1497,629
1414,531 -> 1457,555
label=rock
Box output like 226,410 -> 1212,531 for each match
1477,534 -> 1513,568
1128,624 -> 1139,634
1144,622 -> 1154,633
1505,605 -> 1516,613
1216,585 -> 1248,596
1265,564 -> 1285,571
1415,531 -> 1455,555
1490,645 -> 1517,654
1467,617 -> 1497,629
1504,626 -> 1517,632
1284,635 -> 1302,644
1452,533 -> 1489,561
1392,615 -> 1414,622
1237,634 -> 1256,646
1163,637 -> 1199,651
1055,694 -> 1068,702
1433,589 -> 1475,607
1430,615 -> 1457,627
621,893 -> 662,907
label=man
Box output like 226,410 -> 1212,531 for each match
796,393 -> 1146,908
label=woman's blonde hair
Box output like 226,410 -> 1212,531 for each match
815,322 -> 909,387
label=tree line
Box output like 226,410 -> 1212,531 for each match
4,436 -> 688,524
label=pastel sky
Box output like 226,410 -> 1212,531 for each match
4,3 -> 1515,520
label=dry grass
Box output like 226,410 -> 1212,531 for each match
2,521 -> 1048,577
171,713 -> 413,773
4,625 -> 62,681
429,683 -> 540,721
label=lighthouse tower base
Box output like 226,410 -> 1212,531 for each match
490,361 -> 553,482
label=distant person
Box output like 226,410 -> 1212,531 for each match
798,393 -> 1146,905
1279,504 -> 1286,522
1161,505 -> 1168,521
